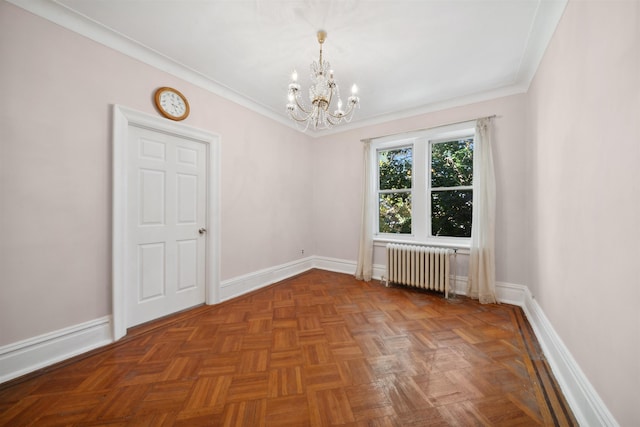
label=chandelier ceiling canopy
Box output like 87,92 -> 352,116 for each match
286,30 -> 360,131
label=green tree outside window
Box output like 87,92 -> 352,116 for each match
378,147 -> 412,234
430,138 -> 473,237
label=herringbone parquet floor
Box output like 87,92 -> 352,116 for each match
0,269 -> 576,426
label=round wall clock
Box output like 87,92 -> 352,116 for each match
154,87 -> 190,121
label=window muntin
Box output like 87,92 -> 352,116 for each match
377,146 -> 412,234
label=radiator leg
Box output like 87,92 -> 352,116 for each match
449,250 -> 457,299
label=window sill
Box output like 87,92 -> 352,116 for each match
373,237 -> 470,254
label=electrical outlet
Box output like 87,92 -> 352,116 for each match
301,249 -> 305,255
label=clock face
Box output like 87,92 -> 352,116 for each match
154,87 -> 189,120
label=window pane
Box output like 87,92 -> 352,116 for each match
379,147 -> 412,190
431,190 -> 472,237
431,138 -> 473,187
379,192 -> 412,234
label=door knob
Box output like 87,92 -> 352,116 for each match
198,228 -> 207,235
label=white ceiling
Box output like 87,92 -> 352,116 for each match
10,0 -> 567,134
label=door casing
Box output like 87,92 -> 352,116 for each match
112,105 -> 220,341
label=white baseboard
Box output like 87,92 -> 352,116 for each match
0,255 -> 619,427
458,276 -> 616,424
494,281 -> 527,306
0,316 -> 112,384
313,256 -> 357,275
219,256 -> 315,302
319,259 -> 527,304
432,275 -> 528,306
304,257 -> 617,425
0,257 -> 317,384
522,291 -> 618,426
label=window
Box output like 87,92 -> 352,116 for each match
372,122 -> 475,244
378,146 -> 412,234
430,138 -> 473,238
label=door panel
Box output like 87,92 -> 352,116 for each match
176,173 -> 197,224
126,126 -> 207,328
177,239 -> 197,291
138,243 -> 165,300
139,169 -> 165,225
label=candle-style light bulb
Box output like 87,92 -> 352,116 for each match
291,69 -> 298,82
338,99 -> 343,110
288,92 -> 294,102
351,84 -> 358,95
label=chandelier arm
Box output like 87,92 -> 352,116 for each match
325,115 -> 339,126
341,101 -> 358,116
293,96 -> 312,115
288,113 -> 313,132
288,110 -> 314,123
326,86 -> 334,110
325,105 -> 353,120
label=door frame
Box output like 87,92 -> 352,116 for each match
112,105 -> 220,341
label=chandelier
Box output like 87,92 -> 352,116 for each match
286,30 -> 360,131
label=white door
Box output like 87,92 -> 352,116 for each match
125,125 -> 207,327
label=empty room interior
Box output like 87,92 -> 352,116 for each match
0,0 -> 638,425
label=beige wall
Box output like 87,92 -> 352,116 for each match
312,94 -> 528,287
2,0 -> 639,423
313,1 -> 640,423
526,1 -> 640,424
0,2 -> 314,345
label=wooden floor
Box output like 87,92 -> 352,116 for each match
0,269 -> 576,426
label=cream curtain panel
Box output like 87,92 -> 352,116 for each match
355,139 -> 373,281
467,118 -> 497,303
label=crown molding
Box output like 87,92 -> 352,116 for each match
312,83 -> 530,137
514,0 -> 568,90
7,0 -> 567,138
6,0 -> 296,131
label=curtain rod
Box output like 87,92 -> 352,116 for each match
361,114 -> 497,143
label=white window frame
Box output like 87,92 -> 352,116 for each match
370,121 -> 475,248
